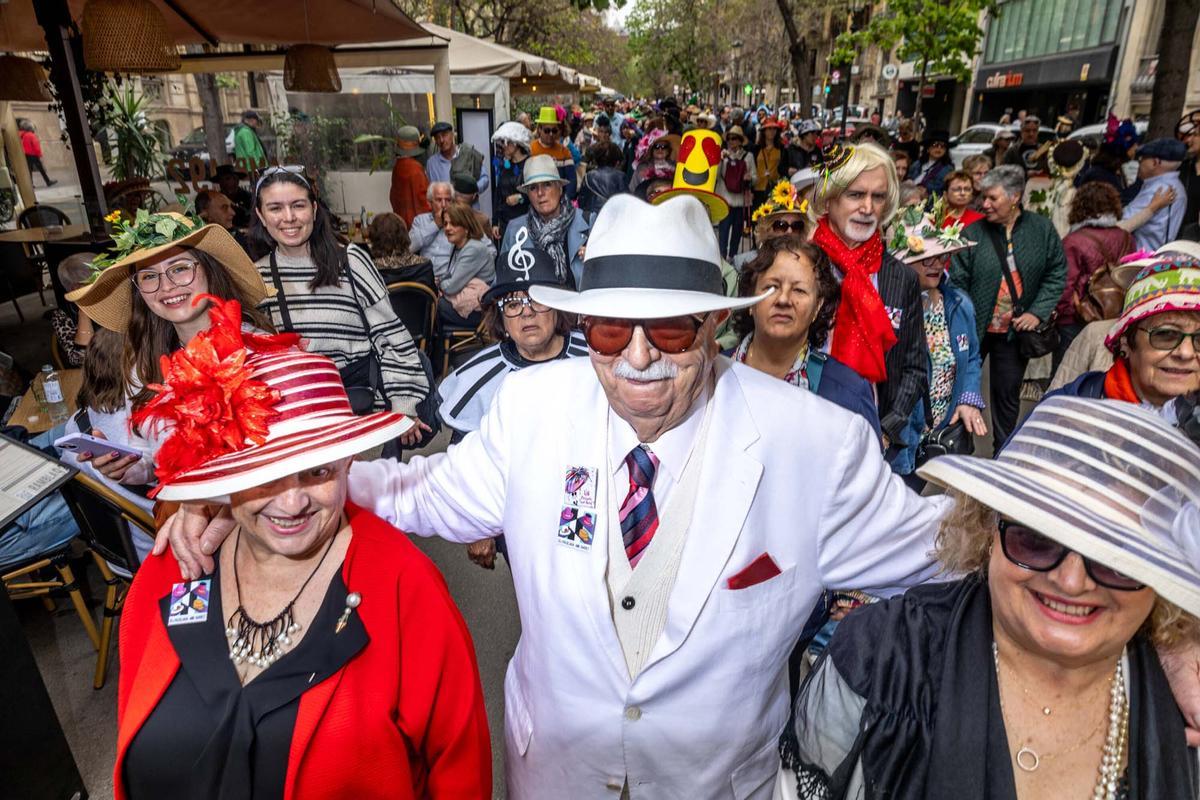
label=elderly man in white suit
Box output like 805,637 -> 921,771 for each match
159,195 -> 1193,797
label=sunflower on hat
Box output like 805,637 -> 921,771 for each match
752,179 -> 808,223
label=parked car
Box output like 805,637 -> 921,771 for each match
171,125 -> 237,162
949,123 -> 1055,167
822,117 -> 871,142
1068,120 -> 1148,151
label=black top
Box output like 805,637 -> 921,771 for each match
124,560 -> 367,800
1181,158 -> 1200,234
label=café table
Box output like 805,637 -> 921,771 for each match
0,224 -> 90,244
9,370 -> 84,435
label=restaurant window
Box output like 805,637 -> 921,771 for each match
983,0 -> 1121,64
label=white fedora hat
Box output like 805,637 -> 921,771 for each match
529,194 -> 771,318
919,396 -> 1200,617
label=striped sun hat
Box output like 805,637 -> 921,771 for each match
918,396 -> 1200,617
154,349 -> 412,503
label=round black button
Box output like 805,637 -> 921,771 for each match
621,596 -> 636,610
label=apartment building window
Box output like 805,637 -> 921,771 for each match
984,0 -> 1121,64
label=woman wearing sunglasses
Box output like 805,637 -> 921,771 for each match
728,235 -> 880,436
1045,255 -> 1200,410
67,211 -> 272,489
249,168 -> 430,445
792,395 -> 1200,799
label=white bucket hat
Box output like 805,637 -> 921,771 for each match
529,194 -> 771,318
518,154 -> 568,192
919,396 -> 1200,617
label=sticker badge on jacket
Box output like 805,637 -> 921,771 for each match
885,305 -> 903,330
558,466 -> 598,551
168,579 -> 210,625
956,333 -> 970,352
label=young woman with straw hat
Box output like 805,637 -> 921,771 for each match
66,210 -> 273,489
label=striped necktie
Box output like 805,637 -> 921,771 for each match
619,445 -> 660,568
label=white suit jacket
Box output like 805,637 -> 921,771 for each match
350,357 -> 949,799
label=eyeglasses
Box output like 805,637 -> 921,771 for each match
770,219 -> 806,234
998,520 -> 1145,591
583,315 -> 707,356
255,164 -> 309,193
131,260 -> 199,294
539,126 -> 559,135
1138,326 -> 1200,352
498,295 -> 551,317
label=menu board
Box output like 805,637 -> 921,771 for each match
0,438 -> 75,532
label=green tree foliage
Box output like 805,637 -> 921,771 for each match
835,0 -> 996,125
626,0 -> 728,96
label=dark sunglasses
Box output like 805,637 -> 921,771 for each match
584,315 -> 707,356
770,219 -> 806,234
998,520 -> 1145,591
1139,326 -> 1200,352
539,126 -> 559,135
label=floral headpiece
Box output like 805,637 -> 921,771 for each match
888,202 -> 971,260
130,296 -> 301,496
89,209 -> 204,280
752,180 -> 809,223
635,128 -> 670,163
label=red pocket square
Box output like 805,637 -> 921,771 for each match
726,553 -> 782,590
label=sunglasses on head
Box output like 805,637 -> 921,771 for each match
770,219 -> 806,234
998,520 -> 1145,591
583,315 -> 707,356
255,164 -> 309,193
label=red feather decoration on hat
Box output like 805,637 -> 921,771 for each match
131,295 -> 301,496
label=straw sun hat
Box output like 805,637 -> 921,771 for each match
67,210 -> 271,332
919,395 -> 1200,617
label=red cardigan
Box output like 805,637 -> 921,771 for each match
115,503 -> 492,800
942,207 -> 984,229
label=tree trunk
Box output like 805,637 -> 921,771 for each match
1148,0 -> 1200,139
774,0 -> 813,113
913,59 -> 929,137
191,72 -> 228,168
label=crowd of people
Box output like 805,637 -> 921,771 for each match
7,94 -> 1200,800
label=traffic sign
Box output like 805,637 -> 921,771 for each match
882,63 -> 899,80
831,69 -> 841,83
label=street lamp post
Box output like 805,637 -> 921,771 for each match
731,39 -> 743,110
839,1 -> 865,142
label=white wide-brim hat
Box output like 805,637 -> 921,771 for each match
530,194 -> 770,318
518,154 -> 568,192
155,350 -> 413,503
919,396 -> 1200,617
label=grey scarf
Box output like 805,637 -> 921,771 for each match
528,196 -> 575,282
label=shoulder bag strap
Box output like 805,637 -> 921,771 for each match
267,249 -> 294,332
343,246 -> 383,394
986,225 -> 1025,315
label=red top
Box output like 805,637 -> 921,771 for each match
115,503 -> 492,800
390,156 -> 432,228
20,129 -> 41,158
941,208 -> 984,228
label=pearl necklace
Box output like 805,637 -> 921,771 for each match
992,642 -> 1128,800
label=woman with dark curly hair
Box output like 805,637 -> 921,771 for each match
728,235 -> 881,436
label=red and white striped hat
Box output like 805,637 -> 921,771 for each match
154,349 -> 412,502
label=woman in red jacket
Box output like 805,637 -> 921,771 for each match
115,297 -> 491,800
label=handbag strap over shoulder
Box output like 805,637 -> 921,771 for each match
986,224 -> 1025,315
267,249 -> 294,332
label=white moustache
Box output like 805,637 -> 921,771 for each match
612,359 -> 679,381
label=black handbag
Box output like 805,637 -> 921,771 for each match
986,226 -> 1059,360
916,419 -> 975,467
268,249 -> 382,416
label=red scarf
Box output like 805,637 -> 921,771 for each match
811,217 -> 897,383
1103,357 -> 1140,403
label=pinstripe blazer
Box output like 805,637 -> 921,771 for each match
875,252 -> 929,444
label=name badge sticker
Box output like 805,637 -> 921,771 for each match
885,305 -> 903,330
956,333 -> 970,352
168,579 -> 211,625
557,466 -> 599,552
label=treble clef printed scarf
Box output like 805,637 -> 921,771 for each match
812,216 -> 896,384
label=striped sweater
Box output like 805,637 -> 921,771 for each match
256,244 -> 429,415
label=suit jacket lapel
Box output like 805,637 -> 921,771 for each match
115,614 -> 180,782
642,360 -> 762,672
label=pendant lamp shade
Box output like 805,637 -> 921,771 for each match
284,45 -> 342,93
82,0 -> 181,73
0,55 -> 52,101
